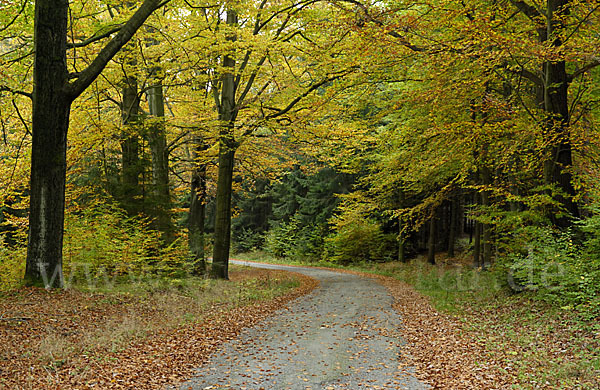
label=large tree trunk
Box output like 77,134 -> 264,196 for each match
24,0 -> 71,288
543,0 -> 579,227
147,74 -> 174,244
211,9 -> 238,279
189,138 -> 208,275
120,64 -> 142,215
427,211 -> 436,265
211,133 -> 236,279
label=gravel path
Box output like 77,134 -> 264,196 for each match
178,261 -> 428,390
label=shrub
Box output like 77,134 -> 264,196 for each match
499,224 -> 600,319
233,228 -> 264,254
324,206 -> 396,265
0,236 -> 26,292
265,219 -> 298,258
264,217 -> 325,262
62,202 -> 181,287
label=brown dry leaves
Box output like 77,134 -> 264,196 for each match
372,274 -> 512,389
370,273 -> 599,389
0,268 -> 318,389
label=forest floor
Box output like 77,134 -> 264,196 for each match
0,266 -> 317,389
237,253 -> 600,389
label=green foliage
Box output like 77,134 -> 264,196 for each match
62,202 -> 189,287
324,206 -> 396,265
233,228 -> 264,254
499,224 -> 600,319
0,237 -> 26,292
232,167 -> 353,262
264,217 -> 325,262
263,219 -> 297,258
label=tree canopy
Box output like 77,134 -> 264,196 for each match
0,1 -> 599,322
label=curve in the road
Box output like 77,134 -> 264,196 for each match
178,260 -> 429,390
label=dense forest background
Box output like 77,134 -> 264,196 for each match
1,0 -> 600,320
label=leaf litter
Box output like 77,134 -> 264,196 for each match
0,268 -> 318,389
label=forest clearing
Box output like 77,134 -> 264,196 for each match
1,0 -> 600,389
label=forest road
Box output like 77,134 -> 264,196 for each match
177,260 -> 429,390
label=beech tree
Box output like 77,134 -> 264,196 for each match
24,0 -> 170,288
504,0 -> 599,226
203,0 -> 357,279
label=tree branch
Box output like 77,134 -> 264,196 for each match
265,68 -> 357,120
66,24 -> 124,49
508,66 -> 543,86
0,85 -> 32,99
508,0 -> 543,21
569,59 -> 600,82
236,55 -> 268,109
66,0 -> 170,100
335,0 -> 424,52
0,0 -> 27,34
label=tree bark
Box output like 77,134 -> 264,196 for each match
24,0 -> 71,288
473,192 -> 481,267
398,190 -> 406,263
147,71 -> 174,244
542,0 -> 578,227
514,0 -> 579,227
473,221 -> 481,268
398,228 -> 406,263
481,166 -> 492,268
211,9 -> 239,279
447,194 -> 458,258
120,69 -> 142,215
427,211 -> 436,265
211,132 -> 236,279
189,138 -> 208,275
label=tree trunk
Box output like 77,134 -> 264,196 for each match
211,9 -> 238,279
473,191 -> 481,267
473,222 -> 481,268
481,167 -> 492,268
398,190 -> 406,263
543,0 -> 579,227
447,194 -> 458,258
398,219 -> 406,263
211,134 -> 236,279
189,138 -> 208,275
120,70 -> 142,215
427,211 -> 435,265
147,73 -> 174,244
24,0 -> 71,288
